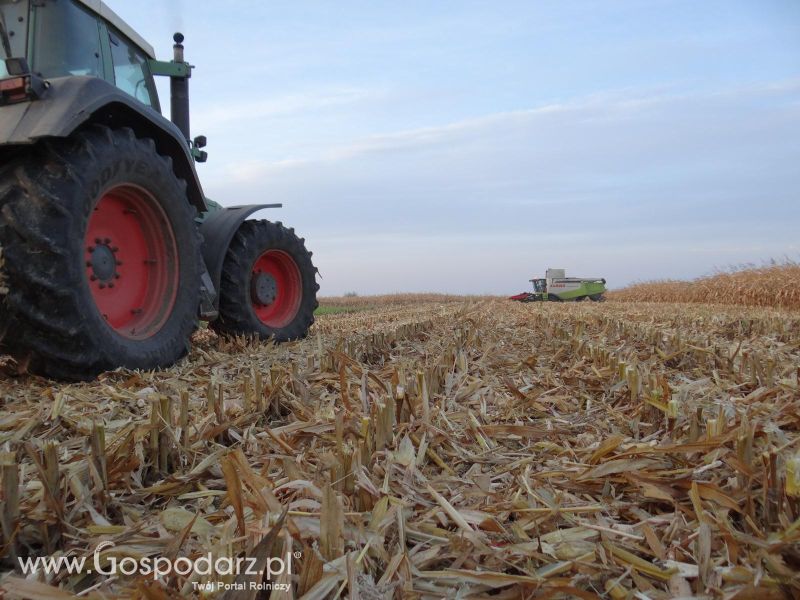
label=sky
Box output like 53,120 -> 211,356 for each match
106,0 -> 800,295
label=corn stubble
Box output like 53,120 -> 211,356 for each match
0,297 -> 798,598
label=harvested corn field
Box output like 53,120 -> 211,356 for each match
609,263 -> 800,310
1,298 -> 799,599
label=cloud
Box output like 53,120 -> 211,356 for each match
193,86 -> 382,131
200,79 -> 800,295
226,78 -> 800,182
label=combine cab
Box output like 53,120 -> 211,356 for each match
510,269 -> 606,302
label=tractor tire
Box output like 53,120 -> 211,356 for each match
0,125 -> 202,380
212,220 -> 318,342
547,294 -> 562,302
589,294 -> 605,302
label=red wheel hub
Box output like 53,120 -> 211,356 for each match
250,250 -> 302,328
84,185 -> 179,339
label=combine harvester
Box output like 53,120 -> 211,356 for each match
0,0 -> 319,380
510,269 -> 606,302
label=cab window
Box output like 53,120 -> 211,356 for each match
31,0 -> 102,78
108,30 -> 153,107
0,0 -> 30,76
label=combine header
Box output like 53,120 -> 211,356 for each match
510,269 -> 606,302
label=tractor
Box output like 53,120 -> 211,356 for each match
0,0 -> 318,380
510,269 -> 606,302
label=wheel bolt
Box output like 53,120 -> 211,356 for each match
99,282 -> 106,289
116,260 -> 123,266
111,246 -> 119,252
87,246 -> 94,252
108,282 -> 114,288
103,238 -> 111,244
85,261 -> 92,267
95,238 -> 102,244
115,274 -> 120,279
90,275 -> 97,281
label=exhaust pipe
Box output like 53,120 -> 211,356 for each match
170,32 -> 190,141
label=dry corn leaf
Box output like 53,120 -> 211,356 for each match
0,296 -> 797,598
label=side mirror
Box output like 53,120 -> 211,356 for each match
193,135 -> 207,148
4,57 -> 31,76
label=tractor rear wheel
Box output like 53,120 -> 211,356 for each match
213,220 -> 318,341
0,125 -> 202,380
547,294 -> 562,302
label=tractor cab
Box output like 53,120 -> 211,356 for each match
0,0 -> 209,164
0,0 -> 159,109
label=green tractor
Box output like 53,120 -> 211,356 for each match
510,269 -> 606,302
0,0 -> 319,380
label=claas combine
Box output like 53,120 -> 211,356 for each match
0,0 -> 318,380
510,269 -> 606,302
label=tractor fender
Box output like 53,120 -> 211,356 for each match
199,205 -> 281,308
0,76 -> 206,211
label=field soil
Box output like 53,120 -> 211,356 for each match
1,297 -> 799,598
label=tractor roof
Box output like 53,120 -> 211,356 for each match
75,0 -> 156,59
